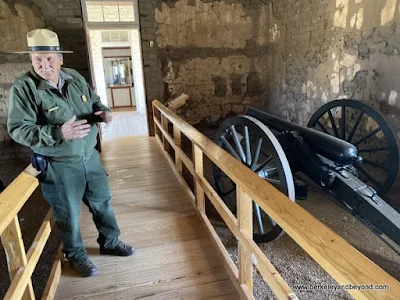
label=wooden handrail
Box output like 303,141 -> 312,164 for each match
4,211 -> 52,300
0,165 -> 40,235
154,106 -> 295,299
152,99 -> 400,300
0,164 -> 62,300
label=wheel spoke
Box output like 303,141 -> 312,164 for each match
317,120 -> 329,134
221,186 -> 236,197
307,99 -> 399,197
230,125 -> 246,162
265,166 -> 278,174
254,157 -> 274,173
353,126 -> 381,147
244,126 -> 252,165
221,136 -> 241,161
265,178 -> 281,185
328,109 -> 340,137
250,138 -> 263,170
363,159 -> 389,172
214,116 -> 296,243
347,111 -> 364,143
359,147 -> 390,153
355,164 -> 381,187
253,202 -> 264,234
214,168 -> 236,195
340,106 -> 346,140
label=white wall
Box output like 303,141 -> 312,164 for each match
130,30 -> 146,115
88,30 -> 108,106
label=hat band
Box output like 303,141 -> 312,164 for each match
28,46 -> 62,51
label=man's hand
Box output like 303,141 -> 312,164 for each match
61,116 -> 91,140
94,111 -> 112,125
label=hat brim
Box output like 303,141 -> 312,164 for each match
10,50 -> 74,54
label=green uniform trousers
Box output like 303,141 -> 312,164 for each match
40,150 -> 120,260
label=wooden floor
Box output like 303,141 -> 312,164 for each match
100,111 -> 149,141
54,136 -> 239,300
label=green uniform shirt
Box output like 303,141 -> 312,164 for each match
7,67 -> 110,162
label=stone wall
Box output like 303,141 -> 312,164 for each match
265,0 -> 400,193
0,2 -> 83,296
1,0 -> 400,190
152,0 -> 400,137
155,0 -> 271,124
0,0 -> 163,136
138,0 -> 164,135
2,0 -> 400,135
266,0 -> 400,136
0,0 -> 88,142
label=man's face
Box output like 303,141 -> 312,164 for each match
31,52 -> 63,83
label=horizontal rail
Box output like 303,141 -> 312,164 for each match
41,244 -> 63,300
4,210 -> 53,300
155,114 -> 296,299
155,133 -> 255,300
1,164 -> 62,300
152,99 -> 400,300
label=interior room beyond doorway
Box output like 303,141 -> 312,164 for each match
102,46 -> 136,110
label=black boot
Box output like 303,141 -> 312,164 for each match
69,256 -> 98,277
100,240 -> 135,256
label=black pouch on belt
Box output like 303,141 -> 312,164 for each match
31,153 -> 48,172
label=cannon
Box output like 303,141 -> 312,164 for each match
212,99 -> 400,251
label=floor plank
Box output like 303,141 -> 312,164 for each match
100,111 -> 149,141
54,136 -> 240,300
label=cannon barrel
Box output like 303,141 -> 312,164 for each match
246,107 -> 359,165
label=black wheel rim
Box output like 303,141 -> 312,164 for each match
307,99 -> 399,197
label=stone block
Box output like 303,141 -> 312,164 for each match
57,9 -> 78,17
139,2 -> 155,14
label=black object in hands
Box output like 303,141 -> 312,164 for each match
78,113 -> 103,124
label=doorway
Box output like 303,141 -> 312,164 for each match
80,0 -> 148,141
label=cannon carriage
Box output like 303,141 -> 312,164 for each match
212,99 -> 400,251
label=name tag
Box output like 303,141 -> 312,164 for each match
48,106 -> 59,112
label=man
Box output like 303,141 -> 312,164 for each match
7,29 -> 134,277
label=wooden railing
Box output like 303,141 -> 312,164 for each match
0,165 -> 62,300
152,99 -> 400,300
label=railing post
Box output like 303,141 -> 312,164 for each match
237,186 -> 253,292
152,104 -> 157,139
1,216 -> 35,300
193,144 -> 205,213
173,125 -> 183,174
161,114 -> 170,152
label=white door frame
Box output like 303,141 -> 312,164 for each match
80,0 -> 148,119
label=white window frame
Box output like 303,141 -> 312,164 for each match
81,0 -> 140,29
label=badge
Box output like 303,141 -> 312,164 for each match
82,95 -> 87,102
48,106 -> 59,112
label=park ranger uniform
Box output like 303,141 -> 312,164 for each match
7,67 -> 121,261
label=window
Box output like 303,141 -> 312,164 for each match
86,0 -> 135,22
101,31 -> 129,42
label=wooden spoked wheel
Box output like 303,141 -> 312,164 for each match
212,115 -> 295,243
307,99 -> 399,197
